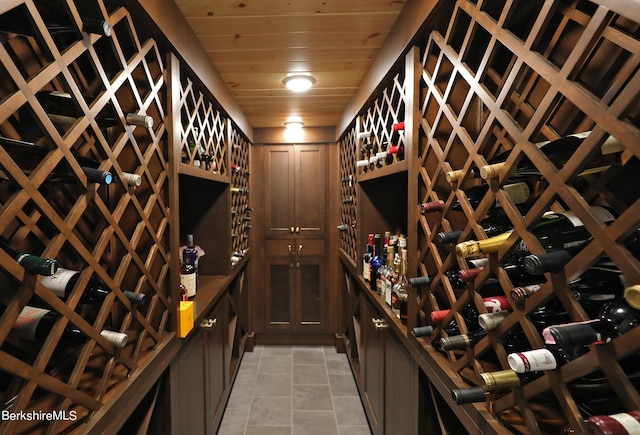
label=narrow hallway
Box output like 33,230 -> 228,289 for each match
218,346 -> 372,435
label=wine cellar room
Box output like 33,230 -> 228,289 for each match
0,0 -> 640,434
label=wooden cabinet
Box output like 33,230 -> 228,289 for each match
170,298 -> 227,435
258,144 -> 329,337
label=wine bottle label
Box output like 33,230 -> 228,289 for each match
180,273 -> 197,297
39,267 -> 77,297
546,206 -> 615,227
508,349 -> 557,373
609,413 -> 640,432
363,260 -> 370,281
14,306 -> 49,341
497,182 -> 530,207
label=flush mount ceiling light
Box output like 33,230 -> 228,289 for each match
282,75 -> 316,92
284,119 -> 304,130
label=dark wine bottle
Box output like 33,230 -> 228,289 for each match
456,206 -> 615,259
451,386 -> 487,404
543,299 -> 640,348
439,329 -> 487,350
437,213 -> 513,244
479,131 -> 623,181
363,233 -> 374,282
180,234 -> 197,298
13,306 -> 128,348
0,0 -> 112,38
37,91 -> 119,128
39,268 -> 146,305
450,180 -> 536,213
0,238 -> 58,276
0,136 -> 112,185
369,234 -> 383,293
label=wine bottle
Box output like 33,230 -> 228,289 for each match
451,386 -> 487,404
369,234 -> 383,293
513,262 -> 626,316
507,346 -> 586,373
39,268 -> 146,305
478,131 -> 623,181
479,369 -> 521,392
624,285 -> 640,310
456,206 -> 615,259
179,235 -> 199,296
392,249 -> 409,323
587,411 -> 640,434
439,329 -> 488,350
0,136 -> 112,185
36,91 -> 121,128
0,238 -> 58,276
420,200 -> 445,214
478,310 -> 511,330
382,248 -> 395,306
543,299 -> 640,348
446,167 -> 480,184
436,212 -> 513,245
413,326 -> 434,337
430,296 -> 511,323
363,233 -> 374,281
13,306 -> 127,348
392,122 -> 405,131
450,180 -> 535,213
0,0 -> 112,38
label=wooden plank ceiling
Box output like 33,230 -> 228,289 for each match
172,0 -> 406,128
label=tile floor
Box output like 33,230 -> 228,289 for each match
218,345 -> 372,435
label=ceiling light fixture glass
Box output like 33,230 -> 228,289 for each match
284,120 -> 304,130
282,75 -> 316,92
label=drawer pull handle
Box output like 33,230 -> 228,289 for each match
200,318 -> 217,328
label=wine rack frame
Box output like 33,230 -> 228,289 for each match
0,0 -> 253,433
0,1 -> 172,433
339,0 -> 640,433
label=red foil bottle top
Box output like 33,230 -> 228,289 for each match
459,267 -> 484,282
421,200 -> 445,213
392,122 -> 405,131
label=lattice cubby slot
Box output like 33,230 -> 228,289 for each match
338,125 -> 358,263
230,122 -> 251,259
178,75 -> 229,177
358,71 -> 407,176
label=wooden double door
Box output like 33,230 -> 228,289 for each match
259,144 -> 328,337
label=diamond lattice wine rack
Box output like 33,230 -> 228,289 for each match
0,1 -> 171,432
412,1 -> 640,433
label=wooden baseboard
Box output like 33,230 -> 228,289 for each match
254,332 -> 336,347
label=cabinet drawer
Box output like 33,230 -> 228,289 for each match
265,239 -> 325,256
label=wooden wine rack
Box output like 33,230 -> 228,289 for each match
338,125 -> 358,263
338,0 -> 640,433
230,123 -> 251,258
0,1 -> 172,433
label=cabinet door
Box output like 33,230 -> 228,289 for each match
264,146 -> 295,239
362,300 -> 384,435
265,256 -> 296,328
205,301 -> 227,435
263,145 -> 326,239
295,254 -> 326,329
171,330 -> 207,434
294,145 -> 326,238
384,331 -> 418,435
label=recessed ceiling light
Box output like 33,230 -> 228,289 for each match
284,120 -> 304,130
282,75 -> 316,92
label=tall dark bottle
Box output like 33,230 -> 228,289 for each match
39,268 -> 146,305
543,298 -> 640,348
0,136 -> 112,185
180,235 -> 197,298
13,306 -> 128,348
0,238 -> 58,276
369,234 -> 383,293
456,206 -> 615,259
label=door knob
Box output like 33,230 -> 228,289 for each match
290,226 -> 295,234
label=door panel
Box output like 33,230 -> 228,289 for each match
267,260 -> 293,325
295,145 -> 326,238
264,146 -> 295,238
206,302 -> 226,435
299,262 -> 321,325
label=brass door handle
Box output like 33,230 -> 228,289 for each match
200,318 -> 217,328
288,244 -> 295,268
372,318 -> 388,330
